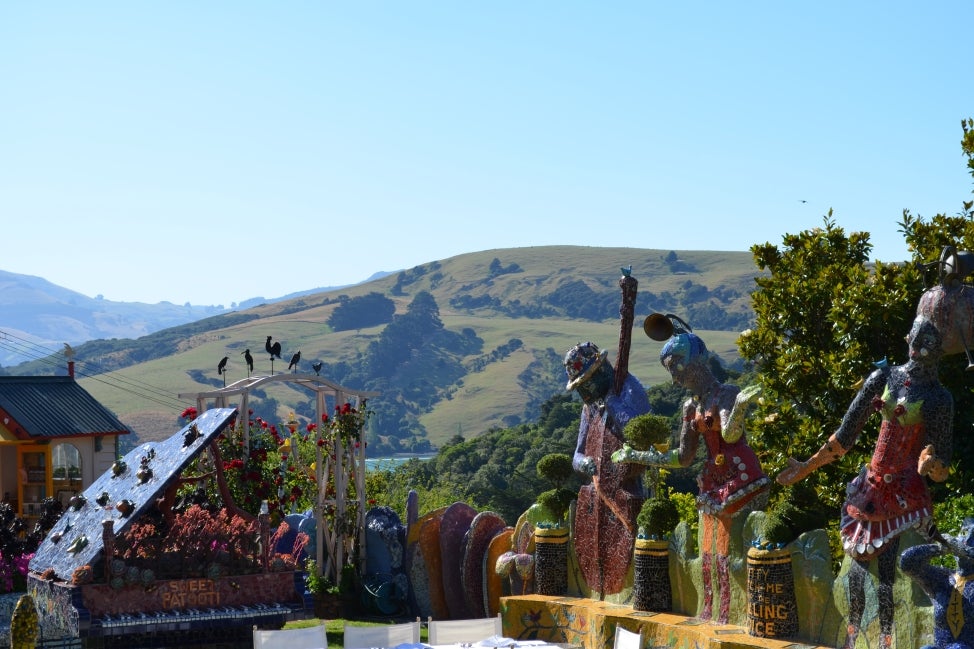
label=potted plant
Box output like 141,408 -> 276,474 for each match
632,492 -> 681,612
621,413 -> 679,611
532,453 -> 576,596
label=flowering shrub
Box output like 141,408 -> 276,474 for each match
178,404 -> 368,522
0,552 -> 32,594
0,500 -> 59,594
114,505 -> 261,579
174,401 -> 369,585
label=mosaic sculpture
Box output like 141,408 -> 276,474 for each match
564,268 -> 650,596
612,315 -> 769,623
900,518 -> 974,649
777,315 -> 953,649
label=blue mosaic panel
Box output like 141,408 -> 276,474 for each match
29,408 -> 237,581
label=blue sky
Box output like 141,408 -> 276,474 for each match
2,2 -> 972,307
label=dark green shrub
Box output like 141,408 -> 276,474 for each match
537,487 -> 576,526
637,496 -> 681,539
622,414 -> 671,451
536,453 -> 574,488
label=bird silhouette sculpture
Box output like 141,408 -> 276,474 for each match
217,356 -> 229,386
241,349 -> 254,377
265,336 -> 283,374
312,361 -> 322,376
288,351 -> 301,373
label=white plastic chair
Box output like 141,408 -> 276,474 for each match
252,622 -> 328,649
613,625 -> 642,649
343,618 -> 421,648
427,614 -> 503,644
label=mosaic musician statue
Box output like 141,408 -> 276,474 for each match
564,268 -> 651,596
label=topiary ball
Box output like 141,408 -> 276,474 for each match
623,414 -> 671,451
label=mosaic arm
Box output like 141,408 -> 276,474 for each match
777,367 -> 887,486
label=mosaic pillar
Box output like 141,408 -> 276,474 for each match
746,546 -> 798,639
633,538 -> 671,612
534,527 -> 569,596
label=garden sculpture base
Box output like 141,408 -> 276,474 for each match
500,594 -> 832,649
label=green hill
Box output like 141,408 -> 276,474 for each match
13,246 -> 761,451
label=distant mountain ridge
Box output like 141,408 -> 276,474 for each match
0,269 -> 392,367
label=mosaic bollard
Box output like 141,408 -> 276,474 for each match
633,538 -> 671,612
534,527 -> 569,596
746,546 -> 798,638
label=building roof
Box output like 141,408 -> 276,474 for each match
0,376 -> 129,440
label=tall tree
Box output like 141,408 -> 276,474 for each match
742,121 -> 974,516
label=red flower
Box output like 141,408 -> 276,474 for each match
321,413 -> 330,424
893,404 -> 906,417
872,396 -> 884,412
180,407 -> 198,420
317,438 -> 325,447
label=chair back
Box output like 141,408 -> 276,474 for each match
428,614 -> 503,644
343,619 -> 421,648
613,625 -> 642,649
253,622 -> 328,649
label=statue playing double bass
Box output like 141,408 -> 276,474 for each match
564,268 -> 650,597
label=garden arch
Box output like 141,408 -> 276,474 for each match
179,374 -> 379,585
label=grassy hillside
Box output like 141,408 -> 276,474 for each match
61,246 -> 760,450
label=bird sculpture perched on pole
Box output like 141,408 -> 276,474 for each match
217,356 -> 229,386
312,361 -> 322,376
288,351 -> 301,373
241,349 -> 254,377
265,336 -> 282,374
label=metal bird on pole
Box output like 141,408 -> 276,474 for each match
288,351 -> 301,373
217,356 -> 229,386
265,336 -> 282,374
241,349 -> 254,377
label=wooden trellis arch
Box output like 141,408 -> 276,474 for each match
179,374 -> 378,585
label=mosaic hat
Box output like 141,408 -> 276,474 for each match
564,342 -> 608,391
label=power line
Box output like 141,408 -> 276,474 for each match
0,330 -> 193,411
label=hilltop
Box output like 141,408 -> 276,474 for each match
6,246 -> 762,452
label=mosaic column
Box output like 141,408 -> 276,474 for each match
746,546 -> 798,638
534,527 -> 569,596
633,538 -> 671,612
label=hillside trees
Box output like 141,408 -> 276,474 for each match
326,292 -> 395,331
368,392 -> 583,523
329,291 -> 473,454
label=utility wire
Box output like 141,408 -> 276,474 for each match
0,330 -> 193,411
